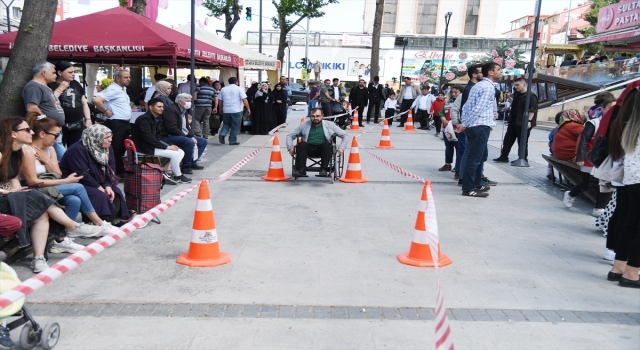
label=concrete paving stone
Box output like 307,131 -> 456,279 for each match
382,308 -> 401,320
591,312 -> 619,324
188,304 -> 209,317
206,305 -> 225,318
295,306 -> 313,319
364,307 -> 383,320
151,304 -> 173,317
627,313 -> 640,323
116,304 -> 140,316
417,308 -> 436,321
520,310 -> 547,322
260,305 -> 278,318
243,305 -> 260,318
609,312 -> 639,325
134,304 -> 157,316
61,304 -> 86,317
486,309 -> 510,322
78,304 -> 104,317
96,304 -> 122,317
451,309 -> 473,321
329,307 -> 348,319
556,310 -> 583,323
573,311 -> 601,324
26,303 -> 52,316
224,305 -> 244,318
278,305 -> 296,318
40,304 -> 68,317
348,307 -> 366,319
399,308 -> 419,320
313,307 -> 329,319
503,309 -> 528,322
468,309 -> 492,322
171,304 -> 192,317
538,310 -> 563,323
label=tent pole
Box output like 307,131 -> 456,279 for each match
190,0 -> 196,118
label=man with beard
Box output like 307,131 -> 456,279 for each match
349,79 -> 368,127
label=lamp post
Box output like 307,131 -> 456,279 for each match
399,37 -> 408,83
1,0 -> 15,32
286,40 -> 292,83
189,0 -> 195,118
258,0 -> 263,82
438,12 -> 453,92
305,17 -> 310,85
512,0 -> 542,168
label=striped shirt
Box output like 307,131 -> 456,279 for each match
194,84 -> 216,107
461,78 -> 497,129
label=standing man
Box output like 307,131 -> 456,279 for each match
367,76 -> 383,124
177,74 -> 196,94
193,77 -> 216,139
314,60 -> 322,80
308,81 -> 319,116
461,64 -> 482,109
319,79 -> 333,117
144,73 -> 167,104
457,62 -> 502,198
93,69 -> 131,176
349,79 -> 368,127
23,61 -> 66,159
280,76 -> 292,118
396,77 -> 420,127
218,77 -> 250,145
493,77 -> 538,163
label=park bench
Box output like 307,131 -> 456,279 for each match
542,154 -> 597,203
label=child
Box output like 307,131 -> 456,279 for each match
340,93 -> 348,111
384,92 -> 398,126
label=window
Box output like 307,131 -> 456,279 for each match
247,33 -> 259,45
464,0 -> 481,35
12,7 -> 21,19
416,0 -> 438,34
382,0 -> 397,33
433,38 -> 456,48
459,38 -> 482,50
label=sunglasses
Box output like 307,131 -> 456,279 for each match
45,131 -> 61,138
14,127 -> 33,133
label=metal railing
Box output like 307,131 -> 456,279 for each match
541,58 -> 640,86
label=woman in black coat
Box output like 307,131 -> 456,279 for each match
251,83 -> 278,135
272,83 -> 288,126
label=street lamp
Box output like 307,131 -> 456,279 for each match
286,40 -> 293,83
399,37 -> 408,84
438,12 -> 453,92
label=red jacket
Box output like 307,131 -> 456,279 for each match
430,99 -> 445,116
552,122 -> 584,161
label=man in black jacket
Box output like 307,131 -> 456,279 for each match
131,98 -> 192,184
159,93 -> 208,174
348,79 -> 368,127
367,76 -> 384,123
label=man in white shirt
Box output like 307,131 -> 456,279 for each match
396,77 -> 420,127
218,77 -> 251,145
143,73 -> 167,103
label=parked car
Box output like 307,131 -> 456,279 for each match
290,82 -> 309,105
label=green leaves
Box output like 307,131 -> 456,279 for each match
271,0 -> 338,31
203,0 -> 242,18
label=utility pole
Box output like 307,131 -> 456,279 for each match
1,0 -> 15,32
258,0 -> 263,82
564,0 -> 572,44
190,0 -> 195,119
305,17 -> 309,84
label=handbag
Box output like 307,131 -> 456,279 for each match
444,122 -> 458,142
587,135 -> 608,167
592,155 -> 623,183
64,120 -> 83,131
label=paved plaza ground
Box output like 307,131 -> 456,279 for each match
6,106 -> 640,349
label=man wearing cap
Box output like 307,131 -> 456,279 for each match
144,73 -> 167,103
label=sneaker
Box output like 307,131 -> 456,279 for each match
397,124 -> 404,127
66,222 -> 103,238
592,208 -> 605,217
49,237 -> 85,254
219,135 -> 226,144
175,175 -> 192,183
319,169 -> 328,177
435,132 -> 441,138
30,255 -> 49,273
181,167 -> 193,174
603,249 -> 616,261
0,325 -> 15,348
100,221 -> 115,235
482,177 -> 498,186
476,185 -> 491,192
438,164 -> 452,171
229,142 -> 240,145
462,190 -> 489,197
163,172 -> 177,185
563,191 -> 575,208
454,172 -> 459,180
493,156 -> 509,163
191,164 -> 205,170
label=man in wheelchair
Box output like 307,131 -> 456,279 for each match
286,108 -> 348,177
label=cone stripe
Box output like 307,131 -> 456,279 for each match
269,161 -> 283,168
347,163 -> 361,171
191,228 -> 219,244
350,147 -> 359,153
381,136 -> 390,140
196,199 -> 213,211
413,230 -> 429,245
418,199 -> 427,212
272,145 -> 280,152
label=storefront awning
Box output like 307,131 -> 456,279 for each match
570,27 -> 640,45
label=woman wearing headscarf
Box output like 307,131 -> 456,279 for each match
551,109 -> 586,161
153,81 -> 174,108
272,83 -> 288,126
59,125 -> 131,225
251,83 -> 277,135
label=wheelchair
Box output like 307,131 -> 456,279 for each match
290,136 -> 345,184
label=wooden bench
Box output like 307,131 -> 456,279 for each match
542,154 -> 597,203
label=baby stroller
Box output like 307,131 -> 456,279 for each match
331,102 -> 351,130
0,260 -> 60,349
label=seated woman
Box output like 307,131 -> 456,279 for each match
22,114 -> 114,246
551,109 -> 586,161
59,124 -> 132,225
152,81 -> 174,108
0,117 -> 102,273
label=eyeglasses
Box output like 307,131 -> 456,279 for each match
45,131 -> 61,138
14,127 -> 33,133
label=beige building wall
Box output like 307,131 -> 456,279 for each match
436,0 -> 466,36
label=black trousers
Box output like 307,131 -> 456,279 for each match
399,99 -> 414,124
354,105 -> 365,125
367,100 -> 381,123
296,141 -> 332,172
569,171 -> 611,208
500,122 -> 531,160
415,109 -> 430,129
385,109 -> 395,126
105,119 -> 131,175
612,184 -> 640,267
62,124 -> 84,148
321,101 -> 332,118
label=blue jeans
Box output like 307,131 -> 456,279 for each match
453,131 -> 467,172
56,183 -> 96,221
163,135 -> 208,168
461,125 -> 491,192
308,99 -> 318,115
53,132 -> 66,162
220,112 -> 242,143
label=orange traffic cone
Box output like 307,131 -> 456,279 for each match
262,136 -> 290,181
404,110 -> 416,132
349,110 -> 361,131
397,181 -> 452,267
177,180 -> 231,267
300,117 -> 306,124
375,119 -> 395,148
339,137 -> 368,183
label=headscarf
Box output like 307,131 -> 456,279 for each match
155,81 -> 172,97
557,109 -> 585,130
255,83 -> 268,98
595,80 -> 640,140
81,125 -> 119,185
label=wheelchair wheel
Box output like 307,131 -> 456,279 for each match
291,152 -> 297,182
334,151 -> 344,181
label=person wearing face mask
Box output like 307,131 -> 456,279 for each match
158,93 -> 208,174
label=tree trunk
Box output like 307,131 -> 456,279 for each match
128,67 -> 143,101
0,0 -> 58,118
369,0 -> 384,83
224,0 -> 240,40
130,0 -> 147,16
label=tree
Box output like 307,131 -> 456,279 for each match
203,0 -> 243,40
369,0 -> 384,84
272,0 -> 338,64
577,0 -> 620,54
0,0 -> 58,117
119,0 -> 147,15
119,0 -> 147,98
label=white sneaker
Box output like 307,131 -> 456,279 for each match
603,249 -> 615,261
563,191 -> 575,208
49,237 -> 85,254
30,255 -> 49,273
592,208 -> 605,217
100,221 -> 115,235
66,222 -> 103,238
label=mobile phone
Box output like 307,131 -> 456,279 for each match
27,182 -> 44,189
79,168 -> 90,176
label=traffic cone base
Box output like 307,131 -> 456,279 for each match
262,136 -> 291,181
339,176 -> 368,183
397,243 -> 452,267
177,250 -> 231,267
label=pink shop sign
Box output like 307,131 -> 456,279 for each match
597,0 -> 640,33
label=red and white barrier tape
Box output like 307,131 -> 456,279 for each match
0,137 -> 274,311
360,147 -> 428,183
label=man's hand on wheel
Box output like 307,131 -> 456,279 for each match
337,149 -> 344,155
288,149 -> 295,156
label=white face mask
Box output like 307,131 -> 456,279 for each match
183,101 -> 192,109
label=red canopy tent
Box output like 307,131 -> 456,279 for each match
0,7 -> 239,68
